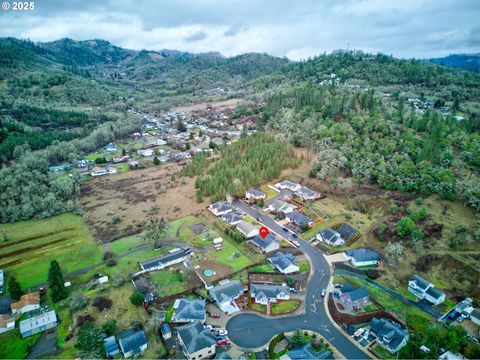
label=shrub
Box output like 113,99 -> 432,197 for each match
106,258 -> 117,267
77,314 -> 95,328
92,296 -> 112,311
390,203 -> 398,215
103,251 -> 113,260
111,273 -> 125,288
130,292 -> 144,306
415,198 -> 424,205
69,291 -> 89,311
395,217 -> 416,237
366,269 -> 381,279
101,320 -> 117,336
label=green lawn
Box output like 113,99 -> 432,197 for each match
115,163 -> 129,173
0,330 -> 41,359
149,270 -> 189,298
250,263 -> 275,273
299,260 -> 309,273
250,303 -> 267,312
259,183 -> 280,200
271,300 -> 301,315
363,304 -> 379,312
0,213 -> 103,288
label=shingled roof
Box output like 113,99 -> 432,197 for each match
177,321 -> 216,354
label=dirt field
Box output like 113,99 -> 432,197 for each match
78,164 -> 209,242
171,98 -> 244,112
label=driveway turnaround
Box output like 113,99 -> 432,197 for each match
226,200 -> 370,359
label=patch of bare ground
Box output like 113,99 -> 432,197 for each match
77,163 -> 208,242
170,98 -> 244,113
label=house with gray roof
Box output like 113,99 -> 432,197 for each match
177,321 -> 217,360
266,199 -> 297,214
172,298 -> 206,323
369,317 -> 409,354
250,233 -> 280,253
275,180 -> 301,192
246,188 -> 266,201
343,248 -> 380,267
208,201 -> 233,216
282,344 -> 334,360
408,274 -> 445,305
286,212 -> 314,227
236,220 -> 260,238
295,186 -> 320,201
117,328 -> 148,358
19,310 -> 57,338
210,280 -> 244,314
140,249 -> 189,272
316,228 -> 345,247
250,283 -> 290,305
268,252 -> 299,274
103,335 -> 120,358
221,212 -> 243,226
339,286 -> 369,312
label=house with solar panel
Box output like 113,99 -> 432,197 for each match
268,252 -> 299,274
177,321 -> 217,360
172,298 -> 206,323
117,328 -> 148,358
407,274 -> 445,305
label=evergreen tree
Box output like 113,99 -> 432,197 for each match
48,260 -> 67,302
76,321 -> 103,359
8,276 -> 23,301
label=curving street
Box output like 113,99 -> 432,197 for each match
226,199 -> 370,359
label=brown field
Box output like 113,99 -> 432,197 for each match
78,163 -> 208,242
171,98 -> 244,112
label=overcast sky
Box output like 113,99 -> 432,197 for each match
1,0 -> 479,60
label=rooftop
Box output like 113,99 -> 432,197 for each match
173,299 -> 206,322
11,292 -> 40,311
177,321 -> 216,354
344,248 -> 380,262
19,310 -> 57,334
117,329 -> 148,355
251,233 -> 279,251
268,252 -> 298,271
210,280 -> 243,304
140,249 -> 188,271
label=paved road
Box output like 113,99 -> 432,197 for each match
335,269 -> 442,319
227,200 -> 370,359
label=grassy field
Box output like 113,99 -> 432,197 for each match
0,213 -> 103,288
298,260 -> 309,273
150,270 -> 189,298
250,263 -> 275,273
271,300 -> 301,315
259,183 -> 280,201
0,330 -> 41,359
250,303 -> 267,312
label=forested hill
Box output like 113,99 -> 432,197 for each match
429,53 -> 480,72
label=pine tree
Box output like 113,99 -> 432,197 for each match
8,276 -> 23,301
48,260 -> 67,302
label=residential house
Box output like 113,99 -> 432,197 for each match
339,287 -> 369,312
281,343 -> 334,360
268,252 -> 299,274
439,351 -> 469,360
295,186 -> 320,201
336,224 -> 358,242
369,317 -> 409,354
160,323 -> 172,340
470,308 -> 480,326
245,189 -> 266,201
172,299 -> 206,323
250,233 -> 280,253
11,292 -> 40,315
117,329 -> 148,358
316,228 -> 345,247
343,249 -> 380,267
103,335 -> 120,358
19,310 -> 57,338
275,180 -> 301,192
266,199 -> 297,215
221,212 -> 243,226
209,280 -> 244,314
286,212 -> 314,227
105,143 -> 118,153
0,314 -> 15,334
140,249 -> 190,273
236,221 -> 259,238
90,166 -> 117,177
407,275 -> 445,305
137,149 -> 154,157
250,283 -> 290,305
177,321 -> 217,360
208,201 -> 233,216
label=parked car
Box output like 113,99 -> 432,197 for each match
289,287 -> 297,293
214,335 -> 225,341
217,329 -> 228,336
282,227 -> 288,232
256,217 -> 262,221
217,339 -> 229,346
321,289 -> 326,297
210,313 -> 221,318
204,324 -> 213,330
291,240 -> 300,247
292,233 -> 298,238
334,283 -> 342,288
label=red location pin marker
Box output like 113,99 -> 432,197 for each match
259,227 -> 269,239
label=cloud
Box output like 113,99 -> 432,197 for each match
0,0 -> 478,58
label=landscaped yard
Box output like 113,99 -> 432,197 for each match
259,183 -> 280,200
250,303 -> 267,313
249,263 -> 275,273
271,300 -> 301,315
298,260 -> 309,273
0,213 -> 103,288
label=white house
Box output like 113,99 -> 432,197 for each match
246,189 -> 266,201
209,280 -> 244,314
11,292 -> 40,315
137,149 -> 154,157
268,252 -> 299,274
20,311 -> 57,338
316,228 -> 345,247
177,321 -> 216,360
250,233 -> 280,253
407,275 -> 445,305
343,248 -> 380,267
140,249 -> 189,273
236,221 -> 260,238
266,199 -> 297,214
208,201 -> 233,216
0,314 -> 15,334
275,180 -> 301,192
295,186 -> 320,201
250,283 -> 290,305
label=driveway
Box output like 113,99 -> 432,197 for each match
226,200 -> 370,359
27,330 -> 58,359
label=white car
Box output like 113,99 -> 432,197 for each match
217,329 -> 228,336
204,325 -> 213,330
321,289 -> 326,297
291,240 -> 300,247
